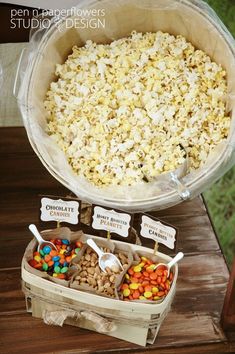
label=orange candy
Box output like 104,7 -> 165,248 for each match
151,280 -> 158,285
157,276 -> 162,284
142,280 -> 150,287
157,291 -> 165,297
121,283 -> 129,290
165,281 -> 170,290
57,273 -> 66,279
44,255 -> 51,262
121,257 -> 174,302
144,285 -> 152,293
76,241 -> 83,248
130,277 -> 139,283
139,286 -> 144,293
50,250 -> 57,257
132,290 -> 140,299
146,267 -> 154,274
149,272 -> 158,280
135,272 -> 142,278
128,268 -> 134,276
34,263 -> 42,269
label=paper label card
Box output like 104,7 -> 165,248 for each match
91,205 -> 132,238
40,197 -> 80,225
140,214 -> 177,250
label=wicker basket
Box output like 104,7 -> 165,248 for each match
22,232 -> 178,346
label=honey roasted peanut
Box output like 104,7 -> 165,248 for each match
73,244 -> 126,297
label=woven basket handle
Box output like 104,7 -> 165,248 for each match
42,309 -> 116,333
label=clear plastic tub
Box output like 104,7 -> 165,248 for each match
15,0 -> 235,212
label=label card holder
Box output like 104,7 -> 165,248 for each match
39,195 -> 81,227
90,205 -> 133,239
138,213 -> 178,254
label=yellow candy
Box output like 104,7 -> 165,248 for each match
141,257 -> 147,262
139,296 -> 146,300
59,249 -> 66,254
125,274 -> 130,279
152,287 -> 159,293
146,264 -> 155,271
133,265 -> 142,273
34,255 -> 41,262
53,273 -> 58,277
139,262 -> 145,267
72,254 -> 77,259
154,296 -> 160,300
123,289 -> 131,297
129,283 -> 139,290
144,291 -> 152,298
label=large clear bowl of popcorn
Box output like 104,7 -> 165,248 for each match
16,0 -> 235,212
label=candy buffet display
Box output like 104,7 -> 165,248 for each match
26,231 -> 177,303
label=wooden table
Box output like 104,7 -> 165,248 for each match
0,127 -> 234,354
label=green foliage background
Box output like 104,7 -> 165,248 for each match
203,0 -> 235,268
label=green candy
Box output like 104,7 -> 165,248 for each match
61,266 -> 69,273
42,263 -> 48,271
75,247 -> 81,255
54,266 -> 61,274
40,249 -> 45,257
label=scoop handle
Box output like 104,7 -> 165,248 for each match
29,224 -> 44,245
167,252 -> 184,270
87,239 -> 104,258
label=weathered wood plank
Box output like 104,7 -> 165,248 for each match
0,312 -> 229,354
0,253 -> 229,353
0,268 -> 25,315
0,212 -> 221,269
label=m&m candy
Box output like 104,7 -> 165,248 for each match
29,237 -> 83,280
43,245 -> 51,255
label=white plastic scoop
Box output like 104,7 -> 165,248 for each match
87,238 -> 124,273
154,252 -> 184,277
29,224 -> 57,253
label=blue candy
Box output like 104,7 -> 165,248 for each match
54,261 -> 60,267
43,245 -> 51,255
63,262 -> 68,267
62,239 -> 69,245
52,255 -> 60,262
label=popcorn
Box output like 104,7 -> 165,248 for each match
44,31 -> 230,187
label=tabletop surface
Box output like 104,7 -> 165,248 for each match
0,127 -> 234,354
